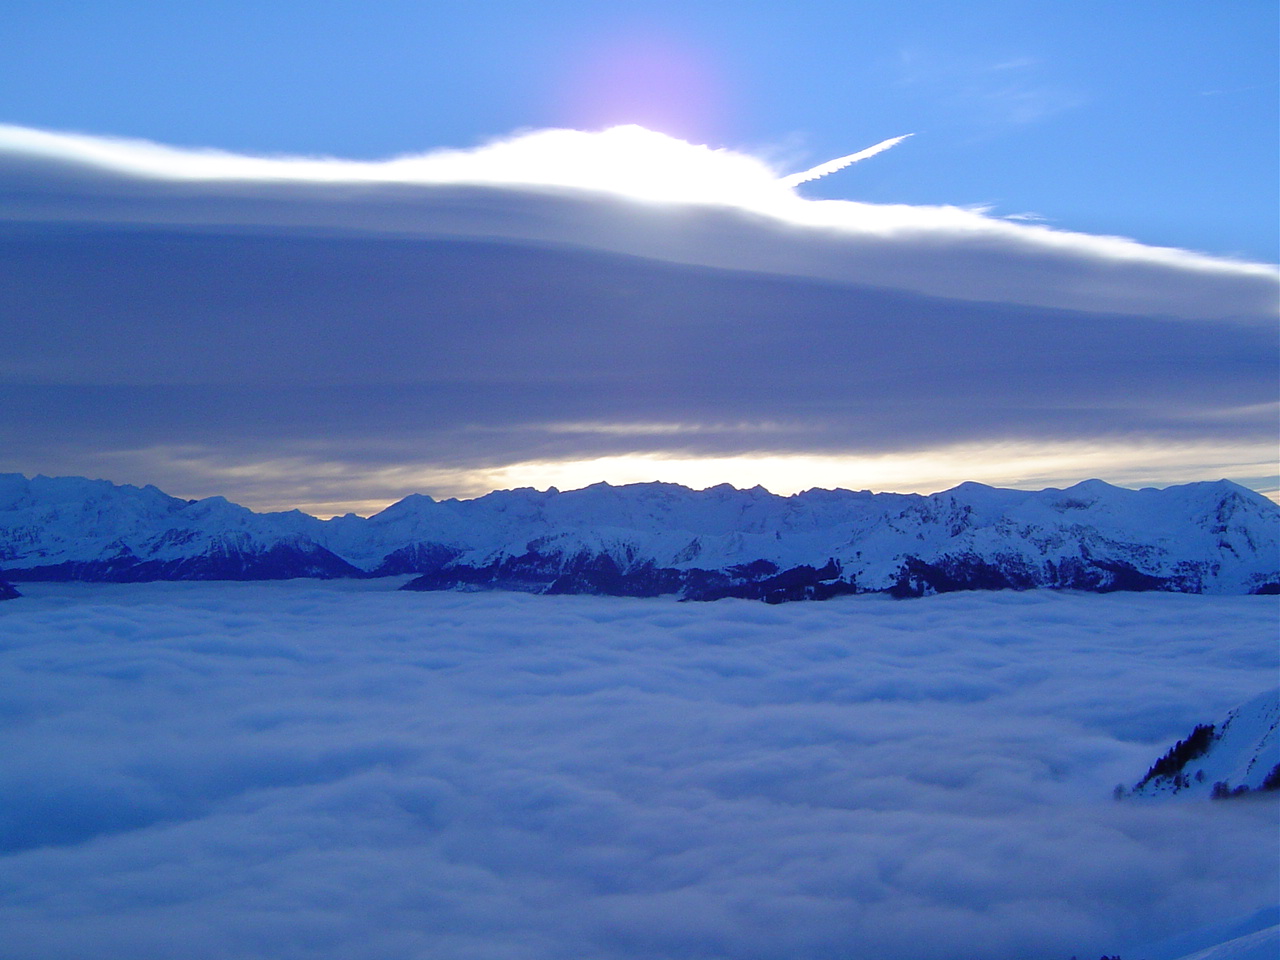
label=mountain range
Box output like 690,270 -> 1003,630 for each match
1,473 -> 1276,601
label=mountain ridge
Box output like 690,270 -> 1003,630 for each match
1,473 -> 1276,601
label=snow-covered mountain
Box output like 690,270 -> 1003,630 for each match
0,474 -> 360,582
1129,689 -> 1280,799
1,473 -> 1277,600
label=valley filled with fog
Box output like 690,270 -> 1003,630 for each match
0,582 -> 1274,960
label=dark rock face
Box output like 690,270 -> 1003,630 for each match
884,552 -> 1190,598
889,554 -> 1033,598
369,542 -> 461,577
401,551 -> 814,601
397,541 -> 1249,602
682,558 -> 857,603
0,580 -> 19,600
400,550 -> 1042,602
2,541 -> 362,583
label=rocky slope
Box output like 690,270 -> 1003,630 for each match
1128,689 -> 1280,799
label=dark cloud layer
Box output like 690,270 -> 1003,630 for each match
1,226 -> 1275,508
0,584 -> 1275,959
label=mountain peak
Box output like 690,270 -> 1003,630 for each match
1,473 -> 1276,598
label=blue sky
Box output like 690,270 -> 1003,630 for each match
3,1 -> 1276,259
0,1 -> 1276,514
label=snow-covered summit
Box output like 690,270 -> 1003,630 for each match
0,473 -> 359,581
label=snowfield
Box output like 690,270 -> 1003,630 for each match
0,582 -> 1275,960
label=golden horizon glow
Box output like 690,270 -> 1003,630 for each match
102,439 -> 1280,518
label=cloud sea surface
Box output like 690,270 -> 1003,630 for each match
0,581 -> 1275,960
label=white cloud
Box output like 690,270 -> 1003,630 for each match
0,122 -> 793,205
0,122 -> 1274,319
0,583 -> 1274,959
777,134 -> 913,186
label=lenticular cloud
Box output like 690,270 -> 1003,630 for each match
2,120 -> 1274,323
0,121 -> 790,203
0,122 -> 910,199
0,582 -> 1274,960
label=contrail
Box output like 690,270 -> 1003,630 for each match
779,134 -> 913,188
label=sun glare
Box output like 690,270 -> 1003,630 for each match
458,440 -> 1279,502
137,437 -> 1280,517
428,125 -> 788,206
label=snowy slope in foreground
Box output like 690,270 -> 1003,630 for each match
1129,906 -> 1280,960
1172,926 -> 1280,960
0,473 -> 1277,599
1129,689 -> 1280,799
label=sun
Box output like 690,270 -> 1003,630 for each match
444,124 -> 789,205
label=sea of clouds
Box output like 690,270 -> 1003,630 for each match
0,582 -> 1275,960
